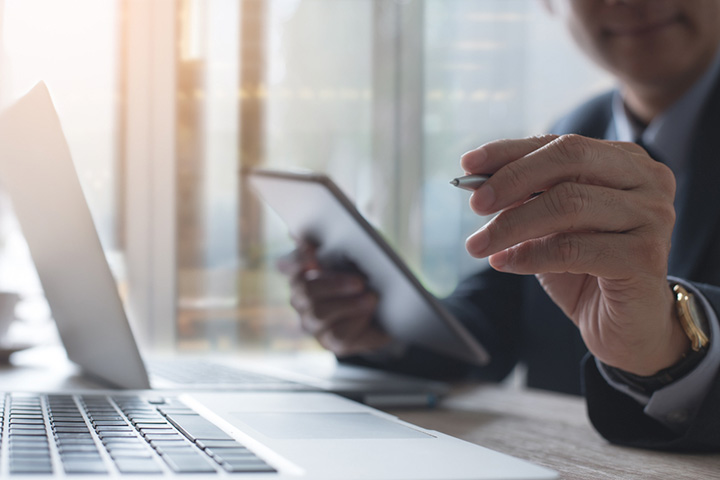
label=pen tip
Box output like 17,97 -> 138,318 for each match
449,179 -> 459,186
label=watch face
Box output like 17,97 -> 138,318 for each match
674,284 -> 710,351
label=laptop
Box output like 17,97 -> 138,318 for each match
0,82 -> 558,480
0,82 -> 450,407
0,389 -> 557,479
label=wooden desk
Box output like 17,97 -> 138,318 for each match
391,385 -> 720,480
3,348 -> 718,479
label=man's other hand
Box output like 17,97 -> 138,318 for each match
277,242 -> 392,357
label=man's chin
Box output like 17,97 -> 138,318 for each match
606,47 -> 702,89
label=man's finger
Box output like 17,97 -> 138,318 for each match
297,292 -> 378,335
603,140 -> 647,155
277,243 -> 320,276
486,231 -> 668,280
461,135 -> 558,174
295,271 -> 367,300
466,183 -> 651,258
469,135 -> 660,216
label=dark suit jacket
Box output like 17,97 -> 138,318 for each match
552,87 -> 720,451
347,84 -> 720,451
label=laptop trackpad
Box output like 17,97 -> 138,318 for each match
231,413 -> 432,440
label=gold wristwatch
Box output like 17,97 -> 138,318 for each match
603,283 -> 711,394
672,284 -> 710,351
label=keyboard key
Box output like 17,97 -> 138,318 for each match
9,430 -> 47,436
144,433 -> 186,442
51,421 -> 88,426
56,438 -> 96,446
158,407 -> 195,415
9,434 -> 48,440
207,447 -> 258,461
148,439 -> 193,449
10,427 -> 46,434
153,445 -> 196,455
60,452 -> 104,461
50,417 -> 85,423
9,443 -> 50,450
221,459 -> 276,473
55,433 -> 94,439
164,414 -> 233,441
58,445 -> 101,453
97,432 -> 138,439
54,427 -> 92,433
134,422 -> 170,429
93,420 -> 129,426
62,461 -> 108,474
109,449 -> 154,459
196,438 -> 245,449
139,427 -> 176,434
10,459 -> 53,467
95,426 -> 135,433
89,416 -> 125,421
103,438 -> 147,448
113,458 -> 164,474
9,418 -> 44,425
160,452 -> 217,473
9,464 -> 53,474
105,438 -> 148,451
9,449 -> 51,458
129,417 -> 167,424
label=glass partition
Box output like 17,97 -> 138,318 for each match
172,0 -> 612,352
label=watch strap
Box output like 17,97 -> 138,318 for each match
603,346 -> 708,395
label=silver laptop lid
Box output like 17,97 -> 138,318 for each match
0,82 -> 150,388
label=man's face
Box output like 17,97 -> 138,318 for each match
556,0 -> 720,89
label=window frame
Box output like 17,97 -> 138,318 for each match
122,0 -> 178,350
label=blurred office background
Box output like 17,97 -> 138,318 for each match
0,0 -> 611,353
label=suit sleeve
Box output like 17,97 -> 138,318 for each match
341,267 -> 525,383
584,280 -> 720,451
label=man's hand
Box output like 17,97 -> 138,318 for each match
277,242 -> 392,357
461,134 -> 689,376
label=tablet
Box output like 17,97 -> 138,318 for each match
247,168 -> 490,366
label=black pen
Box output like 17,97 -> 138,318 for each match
449,174 -> 490,191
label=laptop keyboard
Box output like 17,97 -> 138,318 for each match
0,393 -> 276,476
148,359 -> 310,390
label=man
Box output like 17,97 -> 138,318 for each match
280,0 -> 720,451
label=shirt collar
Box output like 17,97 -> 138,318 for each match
611,45 -> 720,172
